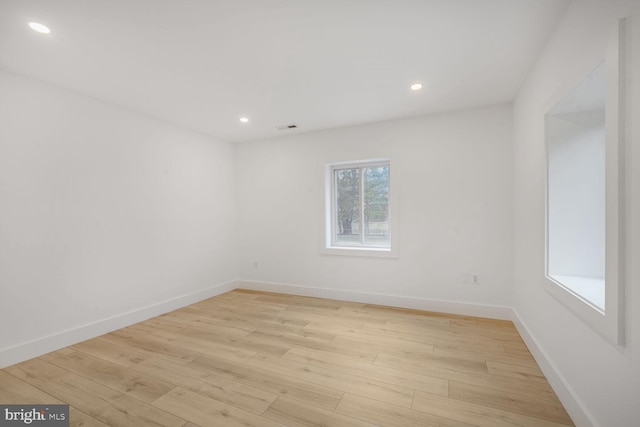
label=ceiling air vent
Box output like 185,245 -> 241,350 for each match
276,124 -> 298,130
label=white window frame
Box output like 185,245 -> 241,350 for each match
321,159 -> 399,258
543,18 -> 625,346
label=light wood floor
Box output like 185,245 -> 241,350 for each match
0,289 -> 574,426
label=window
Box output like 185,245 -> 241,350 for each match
323,159 -> 397,256
546,61 -> 606,312
543,18 -> 625,345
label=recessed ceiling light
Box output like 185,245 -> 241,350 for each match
239,116 -> 249,123
410,82 -> 423,91
28,22 -> 50,34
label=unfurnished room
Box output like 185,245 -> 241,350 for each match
0,1 -> 638,426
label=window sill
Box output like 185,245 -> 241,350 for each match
321,246 -> 398,258
549,275 -> 605,312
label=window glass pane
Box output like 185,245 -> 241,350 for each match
364,165 -> 389,245
335,168 -> 360,243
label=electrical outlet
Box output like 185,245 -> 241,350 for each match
462,273 -> 480,284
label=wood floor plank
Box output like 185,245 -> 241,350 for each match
431,342 -> 541,369
187,376 -> 277,415
284,335 -> 380,362
282,344 -> 377,365
188,354 -> 344,411
100,331 -> 202,365
361,323 -> 532,369
349,321 -> 445,343
37,372 -> 186,427
283,347 -> 449,396
188,328 -> 291,357
364,314 -> 509,338
131,356 -> 213,388
503,341 -> 534,357
432,336 -> 508,355
4,358 -> 69,386
122,323 -> 158,336
243,330 -> 336,355
178,318 -> 257,338
197,299 -> 287,316
448,381 -> 573,425
148,329 -> 259,362
310,323 -> 437,350
50,351 -> 174,403
303,319 -> 366,329
413,390 -> 573,427
486,360 -> 547,382
363,320 -> 510,351
372,350 -> 489,378
138,316 -> 189,334
361,303 -> 463,321
69,406 -> 110,427
151,387 -> 285,427
215,288 -> 263,298
335,393 -> 474,427
189,309 -> 310,335
272,310 -> 366,328
0,370 -> 64,404
162,307 -> 256,336
255,294 -> 352,309
330,334 -> 433,359
375,353 -> 558,401
350,306 -> 454,329
192,303 -> 313,331
247,353 -> 415,408
252,326 -> 336,343
291,306 -> 388,325
71,336 -> 151,368
263,396 -> 377,427
377,349 -> 489,375
282,305 -> 343,319
449,319 -> 523,342
130,356 -> 277,415
167,325 -> 290,357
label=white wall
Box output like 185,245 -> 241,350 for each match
0,71 -> 237,366
513,0 -> 639,425
237,105 -> 513,314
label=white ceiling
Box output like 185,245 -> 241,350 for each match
0,0 -> 570,143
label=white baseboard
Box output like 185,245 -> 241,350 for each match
511,309 -> 597,427
0,280 -> 238,369
236,279 -> 513,320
